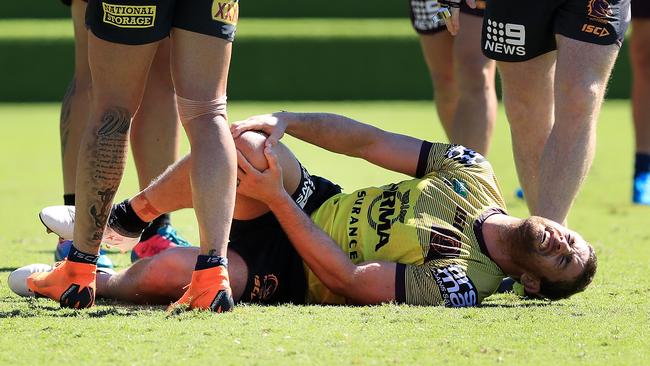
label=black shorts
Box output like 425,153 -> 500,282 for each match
409,0 -> 484,34
85,0 -> 238,45
632,0 -> 650,18
230,165 -> 342,305
482,0 -> 630,62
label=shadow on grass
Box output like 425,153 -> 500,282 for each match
480,301 -> 559,308
0,267 -> 18,272
0,298 -> 165,319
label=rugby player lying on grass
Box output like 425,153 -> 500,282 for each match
23,112 -> 596,307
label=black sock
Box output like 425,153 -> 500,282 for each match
110,199 -> 150,236
634,153 -> 650,177
194,255 -> 228,270
67,245 -> 99,265
140,214 -> 171,241
63,194 -> 75,206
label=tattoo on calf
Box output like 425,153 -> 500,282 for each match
85,107 -> 131,246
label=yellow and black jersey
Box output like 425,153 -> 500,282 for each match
308,141 -> 508,307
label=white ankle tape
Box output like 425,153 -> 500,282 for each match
177,95 -> 227,124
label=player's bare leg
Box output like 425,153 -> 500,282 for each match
630,19 -> 650,204
535,36 -> 619,223
131,132 -> 303,224
498,52 -> 556,215
131,38 -> 180,191
29,34 -> 159,309
60,0 -> 90,204
419,32 -> 459,137
450,13 -> 497,155
96,247 -> 248,305
162,28 -> 237,312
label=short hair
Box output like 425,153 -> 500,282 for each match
538,245 -> 597,301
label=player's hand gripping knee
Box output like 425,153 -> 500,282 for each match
231,112 -> 289,147
235,145 -> 284,204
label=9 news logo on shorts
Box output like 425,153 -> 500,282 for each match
483,19 -> 526,57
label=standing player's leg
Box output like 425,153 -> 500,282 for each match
60,0 -> 90,207
166,27 -> 237,312
630,16 -> 650,204
451,12 -> 497,155
409,0 -> 458,138
535,37 -> 619,222
497,53 -> 556,215
131,38 -> 180,193
129,38 -> 187,257
54,0 -> 116,268
29,33 -> 160,309
419,34 -> 458,139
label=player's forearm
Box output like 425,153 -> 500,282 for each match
266,192 -> 357,295
283,112 -> 381,159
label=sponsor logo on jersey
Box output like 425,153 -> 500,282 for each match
212,0 -> 239,25
432,265 -> 478,307
426,226 -> 462,260
102,3 -> 156,28
367,184 -> 410,251
348,191 -> 367,261
295,166 -> 315,209
484,19 -> 526,57
249,274 -> 279,302
444,145 -> 485,166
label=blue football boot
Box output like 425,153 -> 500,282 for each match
633,172 -> 650,205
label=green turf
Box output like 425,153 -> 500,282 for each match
0,101 -> 648,365
0,18 -> 415,41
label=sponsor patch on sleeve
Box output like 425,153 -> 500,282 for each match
432,264 -> 478,307
212,0 -> 239,25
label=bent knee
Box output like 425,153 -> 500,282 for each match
235,131 -> 269,170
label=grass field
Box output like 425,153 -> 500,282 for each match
0,101 -> 648,365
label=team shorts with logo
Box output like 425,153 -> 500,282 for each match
409,0 -> 484,34
632,0 -> 650,18
482,0 -> 630,62
231,165 -> 342,305
85,0 -> 239,45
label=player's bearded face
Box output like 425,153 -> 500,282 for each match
509,216 -> 590,283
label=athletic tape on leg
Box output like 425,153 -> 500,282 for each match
177,95 -> 227,124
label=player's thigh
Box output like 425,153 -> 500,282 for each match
71,0 -> 90,84
419,33 -> 455,85
554,35 -> 619,98
454,13 -> 496,83
497,52 -> 555,115
85,0 -> 173,111
170,29 -> 231,100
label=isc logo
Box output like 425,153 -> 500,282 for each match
484,19 -> 526,57
581,24 -> 610,37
